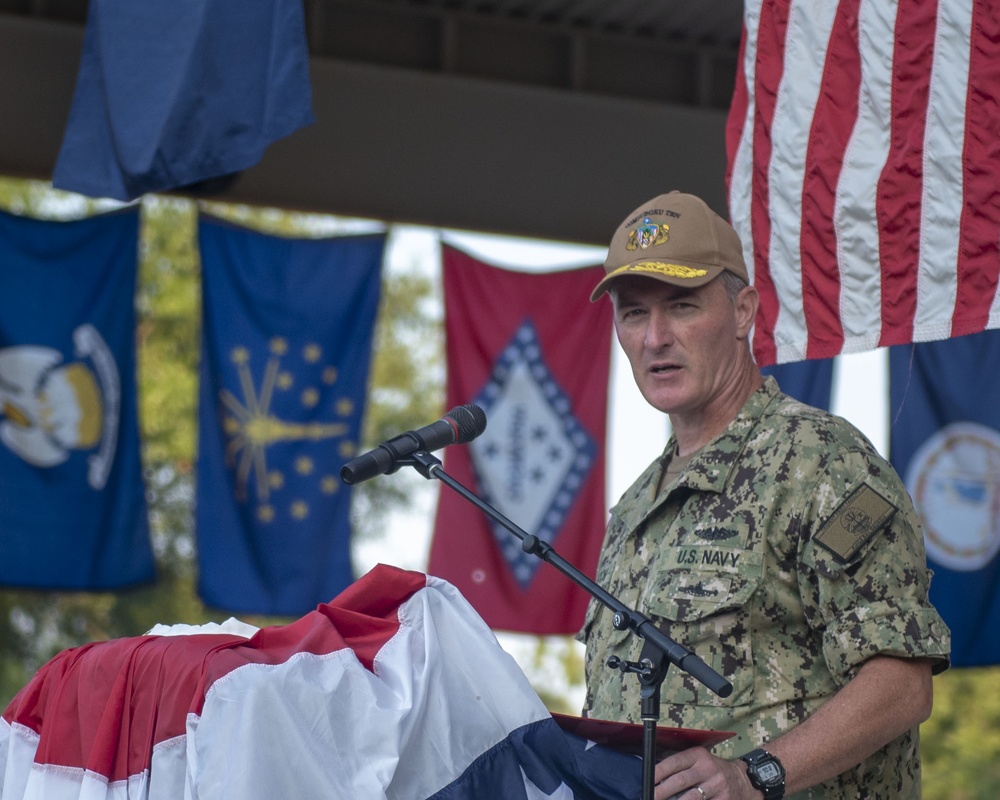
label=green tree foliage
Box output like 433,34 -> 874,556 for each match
922,665 -> 1000,799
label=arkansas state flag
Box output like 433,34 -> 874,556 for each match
0,207 -> 153,590
1,565 -> 647,800
196,217 -> 385,616
889,332 -> 1000,666
428,246 -> 612,634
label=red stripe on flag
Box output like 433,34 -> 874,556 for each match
954,0 -> 1000,336
799,0 -> 862,359
6,635 -> 245,782
876,0 -> 938,346
195,565 -> 427,704
725,31 -> 749,192
748,0 -> 793,367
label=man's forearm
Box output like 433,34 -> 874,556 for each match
764,655 -> 934,794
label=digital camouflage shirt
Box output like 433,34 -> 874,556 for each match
580,378 -> 950,799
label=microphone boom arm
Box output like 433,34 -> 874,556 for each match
402,449 -> 733,700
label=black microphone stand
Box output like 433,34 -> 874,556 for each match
399,450 -> 733,800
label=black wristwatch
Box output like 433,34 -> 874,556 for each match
739,748 -> 786,799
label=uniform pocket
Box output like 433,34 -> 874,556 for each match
643,546 -> 763,707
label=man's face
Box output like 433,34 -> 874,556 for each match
611,275 -> 756,417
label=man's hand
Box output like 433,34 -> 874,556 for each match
652,656 -> 935,798
654,747 -> 760,800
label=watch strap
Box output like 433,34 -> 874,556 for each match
739,748 -> 786,800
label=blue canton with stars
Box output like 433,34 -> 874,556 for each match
470,319 -> 596,589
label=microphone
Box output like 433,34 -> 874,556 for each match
340,404 -> 487,485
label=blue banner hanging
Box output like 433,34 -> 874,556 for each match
53,0 -> 314,201
0,207 -> 153,590
196,216 -> 385,615
889,333 -> 1000,666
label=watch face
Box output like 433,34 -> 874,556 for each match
757,762 -> 782,783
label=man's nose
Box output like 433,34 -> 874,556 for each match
644,309 -> 674,349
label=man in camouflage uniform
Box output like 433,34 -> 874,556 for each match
580,192 -> 950,799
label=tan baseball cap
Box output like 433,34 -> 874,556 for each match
590,191 -> 749,301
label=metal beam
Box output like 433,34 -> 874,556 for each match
0,12 -> 731,245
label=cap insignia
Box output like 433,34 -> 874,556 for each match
627,217 -> 669,251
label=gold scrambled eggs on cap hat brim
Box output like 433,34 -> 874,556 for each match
590,191 -> 749,302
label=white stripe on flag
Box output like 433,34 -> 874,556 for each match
914,0 -> 973,340
767,1 -> 840,362
185,577 -> 549,800
835,0 -> 894,352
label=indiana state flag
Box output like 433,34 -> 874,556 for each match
890,332 -> 1000,666
0,207 -> 153,589
429,246 -> 613,635
196,216 -> 385,616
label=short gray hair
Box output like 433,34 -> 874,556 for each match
719,271 -> 748,303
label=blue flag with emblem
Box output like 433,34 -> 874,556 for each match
0,207 -> 153,589
196,216 -> 385,616
889,332 -> 1000,666
52,0 -> 313,201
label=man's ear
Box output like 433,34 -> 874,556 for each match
734,285 -> 759,339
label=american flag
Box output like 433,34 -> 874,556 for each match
726,0 -> 1000,367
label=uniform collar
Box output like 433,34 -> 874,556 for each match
611,376 -> 782,529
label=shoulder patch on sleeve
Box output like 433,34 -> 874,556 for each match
814,483 -> 898,564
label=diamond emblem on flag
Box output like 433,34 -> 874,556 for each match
471,320 -> 596,588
